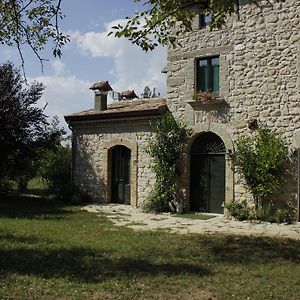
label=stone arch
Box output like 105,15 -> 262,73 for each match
180,122 -> 234,212
103,137 -> 138,206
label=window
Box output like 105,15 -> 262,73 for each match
196,57 -> 219,94
200,13 -> 211,27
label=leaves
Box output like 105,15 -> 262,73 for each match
236,128 -> 289,207
146,113 -> 192,212
111,0 -> 238,51
0,62 -> 65,189
0,0 -> 68,70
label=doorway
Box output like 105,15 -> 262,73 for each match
111,146 -> 131,204
190,132 -> 226,213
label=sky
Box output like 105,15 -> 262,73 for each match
0,0 -> 168,131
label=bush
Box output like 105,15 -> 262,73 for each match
255,204 -> 276,223
275,208 -> 294,224
226,200 -> 255,221
236,128 -> 288,208
227,200 -> 295,224
41,145 -> 72,200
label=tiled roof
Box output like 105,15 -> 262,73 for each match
64,97 -> 168,123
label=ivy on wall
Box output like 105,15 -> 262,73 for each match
145,112 -> 192,213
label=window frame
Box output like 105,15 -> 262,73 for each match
195,56 -> 220,94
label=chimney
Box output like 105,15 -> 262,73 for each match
89,80 -> 113,111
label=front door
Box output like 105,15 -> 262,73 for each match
190,133 -> 225,213
111,146 -> 131,204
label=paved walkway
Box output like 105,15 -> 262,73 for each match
83,204 -> 300,240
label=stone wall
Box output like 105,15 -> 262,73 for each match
71,118 -> 156,206
165,0 -> 300,204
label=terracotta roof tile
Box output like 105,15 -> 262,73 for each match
65,97 -> 167,122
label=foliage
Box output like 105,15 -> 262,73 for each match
275,208 -> 294,224
255,204 -> 276,223
0,62 -> 64,192
142,85 -> 152,98
226,201 -> 295,224
145,112 -> 192,212
40,144 -> 72,200
226,200 -> 255,221
236,128 -> 289,208
141,86 -> 159,98
0,0 -> 68,69
111,0 -> 238,51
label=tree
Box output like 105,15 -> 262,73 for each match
40,143 -> 72,199
112,0 -> 238,51
0,62 -> 64,191
0,0 -> 68,70
112,0 -> 284,51
142,86 -> 151,98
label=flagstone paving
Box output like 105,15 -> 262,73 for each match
83,204 -> 300,240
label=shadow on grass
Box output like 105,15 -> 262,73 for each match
0,247 -> 211,283
0,194 -> 73,220
192,235 -> 300,264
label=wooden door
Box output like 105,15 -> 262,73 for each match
111,146 -> 131,204
190,133 -> 225,213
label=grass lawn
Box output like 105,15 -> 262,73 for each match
0,196 -> 300,299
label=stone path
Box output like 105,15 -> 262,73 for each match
83,204 -> 300,240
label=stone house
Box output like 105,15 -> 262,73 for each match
65,0 -> 300,218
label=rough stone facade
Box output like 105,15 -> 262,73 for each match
66,0 -> 299,215
71,117 -> 158,206
164,0 -> 300,209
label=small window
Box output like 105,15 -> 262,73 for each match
200,13 -> 211,27
196,57 -> 219,94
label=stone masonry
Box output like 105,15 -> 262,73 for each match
65,0 -> 299,216
164,0 -> 300,208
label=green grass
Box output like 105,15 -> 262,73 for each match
0,196 -> 300,299
175,213 -> 215,220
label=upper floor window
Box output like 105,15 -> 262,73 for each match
200,13 -> 211,27
196,56 -> 219,94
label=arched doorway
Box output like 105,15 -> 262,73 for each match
111,145 -> 131,204
190,132 -> 226,213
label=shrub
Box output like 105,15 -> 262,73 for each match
255,204 -> 276,223
275,208 -> 294,224
41,145 -> 72,200
226,200 -> 255,221
145,113 -> 192,213
236,128 -> 289,208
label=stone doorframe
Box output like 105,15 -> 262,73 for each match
103,138 -> 138,207
180,122 -> 235,212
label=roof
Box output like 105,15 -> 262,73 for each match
89,81 -> 113,92
64,97 -> 168,123
120,90 -> 138,99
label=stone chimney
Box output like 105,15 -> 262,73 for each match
89,81 -> 113,111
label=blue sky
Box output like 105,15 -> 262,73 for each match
0,0 -> 167,129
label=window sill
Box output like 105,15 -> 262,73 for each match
189,92 -> 226,107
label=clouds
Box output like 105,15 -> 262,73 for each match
28,17 -> 167,132
72,19 -> 167,97
31,61 -> 92,130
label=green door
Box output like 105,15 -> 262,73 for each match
190,133 -> 225,213
111,146 -> 131,204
